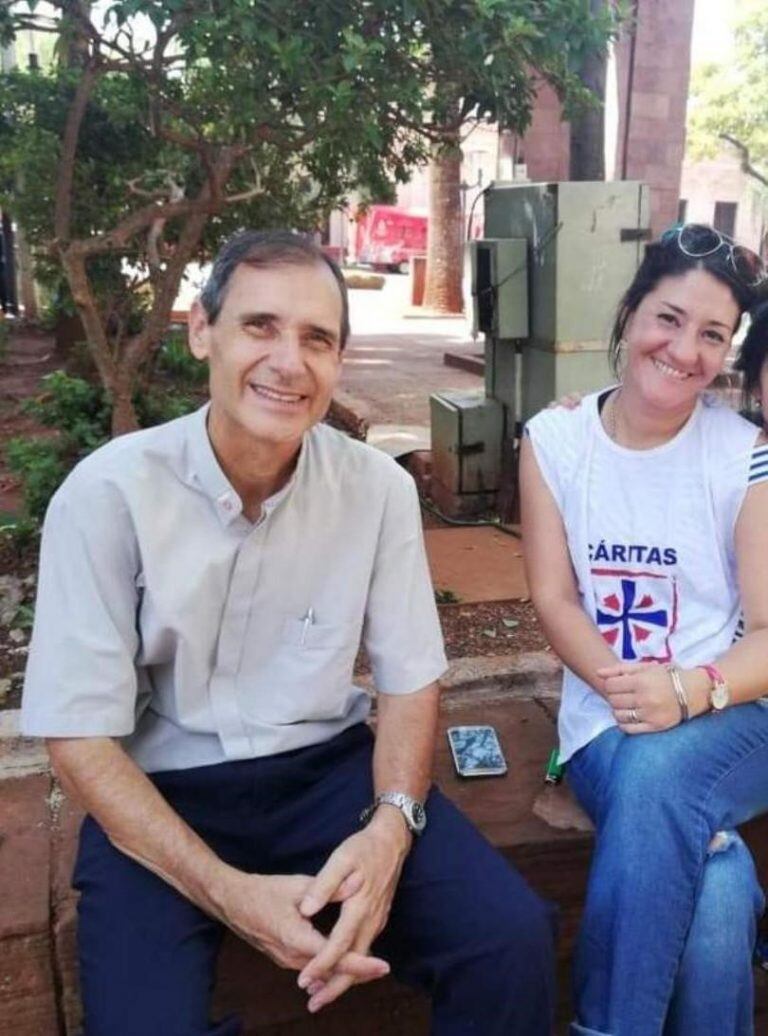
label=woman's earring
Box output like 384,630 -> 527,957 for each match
616,337 -> 628,377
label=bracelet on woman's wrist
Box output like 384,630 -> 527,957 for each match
665,663 -> 690,723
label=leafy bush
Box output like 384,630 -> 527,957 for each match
6,437 -> 68,522
157,330 -> 208,387
135,389 -> 199,427
24,370 -> 111,453
7,370 -> 199,530
0,514 -> 39,556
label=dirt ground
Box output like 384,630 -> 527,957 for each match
0,322 -> 547,713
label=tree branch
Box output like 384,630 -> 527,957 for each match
54,62 -> 98,245
65,196 -> 200,257
59,248 -> 118,389
123,150 -> 240,372
720,133 -> 768,188
223,178 -> 265,204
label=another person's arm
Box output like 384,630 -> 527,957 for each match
519,435 -> 617,696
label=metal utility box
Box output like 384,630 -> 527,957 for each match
469,238 -> 529,340
483,180 -> 650,422
430,390 -> 504,503
431,179 -> 649,518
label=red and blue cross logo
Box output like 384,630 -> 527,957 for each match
592,568 -> 678,663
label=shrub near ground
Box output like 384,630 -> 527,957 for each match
4,331 -> 208,532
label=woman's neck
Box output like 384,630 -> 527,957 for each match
608,383 -> 697,450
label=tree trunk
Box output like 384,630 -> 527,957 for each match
423,134 -> 464,314
569,0 -> 608,181
110,375 -> 140,437
15,223 -> 38,321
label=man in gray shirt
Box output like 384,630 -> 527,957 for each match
22,230 -> 554,1035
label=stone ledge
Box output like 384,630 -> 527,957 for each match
328,389 -> 370,440
355,649 -> 563,704
0,711 -> 49,779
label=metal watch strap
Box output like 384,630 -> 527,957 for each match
359,791 -> 426,835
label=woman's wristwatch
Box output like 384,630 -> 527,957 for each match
697,663 -> 732,712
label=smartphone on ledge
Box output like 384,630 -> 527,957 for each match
447,725 -> 508,778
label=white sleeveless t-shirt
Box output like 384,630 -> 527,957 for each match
526,391 -> 758,763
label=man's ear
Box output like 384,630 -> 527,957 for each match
188,298 -> 211,361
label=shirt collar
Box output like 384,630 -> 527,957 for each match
185,403 -> 308,527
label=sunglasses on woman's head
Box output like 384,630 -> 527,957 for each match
661,223 -> 766,288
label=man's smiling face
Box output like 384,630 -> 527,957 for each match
189,260 -> 343,453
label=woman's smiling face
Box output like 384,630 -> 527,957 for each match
622,268 -> 740,412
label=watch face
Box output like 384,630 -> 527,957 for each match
711,682 -> 730,710
410,801 -> 426,832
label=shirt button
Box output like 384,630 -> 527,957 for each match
222,499 -> 233,512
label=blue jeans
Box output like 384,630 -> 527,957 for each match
567,703 -> 768,1036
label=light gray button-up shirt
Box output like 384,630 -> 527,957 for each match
21,405 -> 446,772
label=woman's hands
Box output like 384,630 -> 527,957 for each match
597,662 -> 709,733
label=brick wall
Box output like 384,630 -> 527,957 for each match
520,81 -> 570,184
520,0 -> 695,235
614,0 -> 696,234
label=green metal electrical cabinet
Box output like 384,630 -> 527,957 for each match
430,389 -> 504,509
429,179 -> 649,517
483,180 -> 650,422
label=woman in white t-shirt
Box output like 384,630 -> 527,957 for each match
522,225 -> 768,1036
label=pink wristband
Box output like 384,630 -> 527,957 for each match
699,663 -> 724,687
698,663 -> 731,712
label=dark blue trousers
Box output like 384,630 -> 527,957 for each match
74,724 -> 555,1035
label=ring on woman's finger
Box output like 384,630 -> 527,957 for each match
628,707 -> 640,724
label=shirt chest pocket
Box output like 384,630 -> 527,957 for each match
238,615 -> 362,726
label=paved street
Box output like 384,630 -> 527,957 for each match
342,272 -> 482,428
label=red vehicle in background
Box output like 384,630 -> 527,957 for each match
354,205 -> 427,273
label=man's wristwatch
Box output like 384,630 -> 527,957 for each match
698,663 -> 731,712
360,792 -> 427,836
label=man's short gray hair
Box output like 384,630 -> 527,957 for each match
199,230 -> 350,349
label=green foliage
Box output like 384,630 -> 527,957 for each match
12,603 -> 36,630
0,1 -> 621,433
156,330 -> 208,387
24,370 -> 111,454
135,388 -> 199,426
435,588 -> 460,605
688,0 -> 768,173
6,370 -> 198,525
0,514 -> 40,555
6,437 -> 68,523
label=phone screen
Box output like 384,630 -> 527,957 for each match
447,725 -> 507,777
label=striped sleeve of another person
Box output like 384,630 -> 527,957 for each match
734,441 -> 768,642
